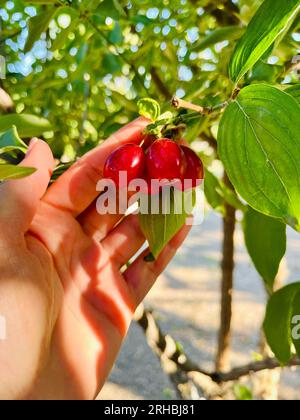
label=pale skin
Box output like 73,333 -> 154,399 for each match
0,117 -> 191,400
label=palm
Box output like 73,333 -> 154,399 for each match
28,201 -> 136,400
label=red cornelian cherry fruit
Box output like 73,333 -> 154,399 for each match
146,139 -> 186,182
103,143 -> 146,188
180,146 -> 204,189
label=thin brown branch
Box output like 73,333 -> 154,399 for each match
215,175 -> 236,372
212,356 -> 300,383
135,306 -> 300,388
172,96 -> 228,116
172,96 -> 210,114
125,13 -> 170,101
87,18 -> 148,94
135,306 -> 207,399
150,67 -> 172,100
0,28 -> 22,45
79,79 -> 90,144
200,132 -> 217,150
284,58 -> 300,76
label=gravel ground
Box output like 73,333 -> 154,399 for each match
99,212 -> 300,400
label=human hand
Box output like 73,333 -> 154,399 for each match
0,118 -> 191,400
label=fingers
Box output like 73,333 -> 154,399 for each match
78,202 -> 123,242
124,223 -> 192,305
101,214 -> 145,267
0,139 -> 54,235
43,117 -> 149,217
78,188 -> 138,241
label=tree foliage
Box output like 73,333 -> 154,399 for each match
1,0 -> 300,368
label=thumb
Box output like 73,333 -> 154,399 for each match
0,138 -> 54,236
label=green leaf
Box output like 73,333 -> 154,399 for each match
137,98 -> 160,121
0,126 -> 27,151
25,8 -> 59,52
233,384 -> 253,401
51,14 -> 79,51
95,0 -> 126,20
204,170 -> 245,213
291,290 -> 300,358
285,84 -> 300,104
248,61 -> 282,83
204,170 -> 224,213
111,92 -> 138,113
243,207 -> 286,291
216,183 -> 246,212
191,26 -> 244,52
108,21 -> 124,45
0,114 -> 52,138
229,0 -> 300,82
139,189 -> 194,259
131,15 -> 152,26
0,164 -> 36,181
263,282 -> 300,364
23,0 -> 57,3
102,53 -> 122,73
218,84 -> 300,231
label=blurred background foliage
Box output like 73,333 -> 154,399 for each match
0,0 -> 299,166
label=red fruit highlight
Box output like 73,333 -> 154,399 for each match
103,144 -> 146,188
181,146 -> 204,189
146,139 -> 185,182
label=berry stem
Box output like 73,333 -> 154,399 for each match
173,111 -> 203,124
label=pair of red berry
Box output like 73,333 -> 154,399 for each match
103,138 -> 204,193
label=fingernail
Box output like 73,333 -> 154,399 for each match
26,138 -> 39,155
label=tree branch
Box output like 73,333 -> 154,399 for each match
283,57 -> 300,76
172,96 -> 228,116
200,132 -> 217,150
212,356 -> 300,383
215,175 -> 236,372
150,67 -> 172,100
134,305 -> 208,399
0,29 -> 22,45
135,306 -> 300,388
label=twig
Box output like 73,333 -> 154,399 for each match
216,176 -> 236,371
172,96 -> 210,114
282,58 -> 300,78
231,87 -> 241,100
135,305 -> 300,387
150,67 -> 172,100
213,356 -> 300,383
173,111 -> 204,124
200,132 -> 217,150
135,305 -> 208,399
0,29 -> 22,45
79,78 -> 90,144
125,8 -> 171,101
172,96 -> 228,115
